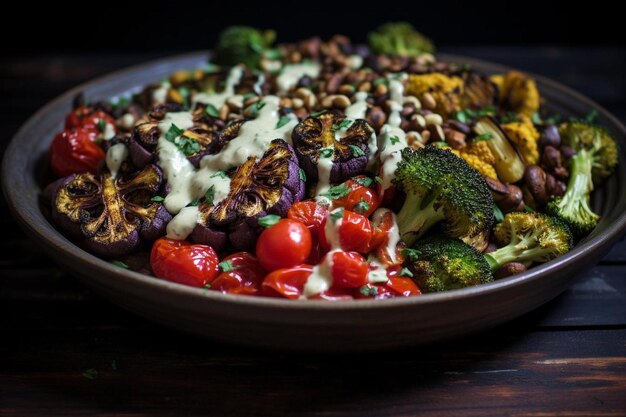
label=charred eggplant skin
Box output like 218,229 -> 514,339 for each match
291,110 -> 374,183
192,139 -> 304,252
50,165 -> 171,257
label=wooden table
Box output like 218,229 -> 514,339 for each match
1,48 -> 625,416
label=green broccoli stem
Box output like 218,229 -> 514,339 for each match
396,192 -> 446,246
484,244 -> 551,272
556,149 -> 599,226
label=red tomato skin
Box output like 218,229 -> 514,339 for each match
287,201 -> 328,235
150,238 -> 220,288
319,210 -> 373,254
345,187 -> 381,217
210,252 -> 267,295
330,251 -> 368,289
49,129 -> 106,177
256,219 -> 312,271
65,106 -> 115,131
262,265 -> 314,299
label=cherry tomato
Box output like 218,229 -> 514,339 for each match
150,238 -> 220,288
262,264 -> 313,299
319,210 -> 373,254
369,210 -> 404,266
256,219 -> 312,271
287,201 -> 328,235
210,252 -> 266,295
330,251 -> 369,289
49,128 -> 106,177
65,106 -> 116,131
333,176 -> 371,207
376,182 -> 398,209
386,276 -> 421,297
345,187 -> 380,217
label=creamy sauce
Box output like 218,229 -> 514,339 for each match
103,123 -> 116,141
314,148 -> 335,204
105,143 -> 128,179
347,55 -> 363,70
119,113 -> 135,130
253,73 -> 265,96
193,66 -> 243,109
302,208 -> 343,298
276,62 -> 321,93
166,206 -> 199,240
372,208 -> 400,263
377,74 -> 408,193
367,261 -> 389,284
156,112 -> 196,213
345,92 -> 368,119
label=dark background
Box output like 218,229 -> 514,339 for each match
3,0 -> 625,55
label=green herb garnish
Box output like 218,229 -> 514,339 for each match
111,260 -> 129,269
493,203 -> 504,223
310,110 -> 328,117
399,267 -> 414,278
330,207 -> 345,223
353,200 -> 370,214
276,115 -> 292,129
210,171 -> 227,179
332,119 -> 352,132
96,118 -> 106,132
258,214 -> 281,228
389,135 -> 400,145
320,148 -> 334,158
151,196 -> 165,202
204,185 -> 215,205
299,168 -> 307,182
219,260 -> 239,272
165,123 -> 184,142
205,103 -> 220,118
474,132 -> 493,142
349,145 -> 365,157
321,183 -> 351,200
359,285 -> 378,296
402,248 -> 422,262
354,177 -> 373,187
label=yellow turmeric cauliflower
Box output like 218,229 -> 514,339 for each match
501,115 -> 540,164
450,144 -> 498,179
464,140 -> 496,166
406,73 -> 464,116
490,71 -> 540,117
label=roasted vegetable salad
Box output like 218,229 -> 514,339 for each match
43,23 -> 619,300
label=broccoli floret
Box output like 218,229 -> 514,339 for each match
213,26 -> 276,69
484,212 -> 573,272
368,22 -> 434,57
546,121 -> 619,235
406,236 -> 492,293
393,146 -> 493,248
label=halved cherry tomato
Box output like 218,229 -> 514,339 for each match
369,209 -> 404,266
330,251 -> 368,289
150,238 -> 219,288
354,265 -> 421,299
319,210 -> 373,254
386,276 -> 421,297
210,252 -> 266,295
65,106 -> 116,131
287,201 -> 328,235
344,187 -> 380,217
333,176 -> 371,208
49,128 -> 106,177
376,182 -> 398,209
262,264 -> 313,299
256,219 -> 312,271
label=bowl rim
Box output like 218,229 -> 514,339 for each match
3,50 -> 626,312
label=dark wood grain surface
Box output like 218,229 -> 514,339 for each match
1,47 -> 626,417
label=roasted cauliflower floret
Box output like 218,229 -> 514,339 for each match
451,149 -> 498,179
491,71 -> 540,117
501,115 -> 540,164
406,73 -> 464,116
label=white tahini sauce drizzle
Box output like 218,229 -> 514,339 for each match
162,95 -> 298,240
156,111 -> 196,213
345,92 -> 368,119
102,123 -> 116,141
303,208 -> 343,298
253,73 -> 265,96
276,62 -> 321,93
193,66 -> 244,109
365,208 -> 400,284
314,148 -> 335,204
377,74 -> 408,193
166,206 -> 200,240
105,143 -> 128,179
152,81 -> 170,103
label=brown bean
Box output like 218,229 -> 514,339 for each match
358,81 -> 372,92
494,262 -> 528,279
375,83 -> 389,96
339,84 -> 355,96
428,124 -> 446,143
367,106 -> 387,131
499,184 -> 524,213
448,120 -> 471,135
326,73 -> 343,94
445,128 -> 467,147
485,177 -> 509,196
421,92 -> 437,110
524,165 -> 549,207
542,145 -> 562,170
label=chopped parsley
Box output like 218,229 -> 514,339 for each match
82,368 -> 98,380
399,267 -> 414,278
354,177 -> 373,187
165,124 -> 200,156
310,109 -> 328,117
210,171 -> 227,179
242,92 -> 257,101
523,204 -> 535,213
320,183 -> 351,200
151,196 -> 165,202
187,197 -> 201,207
372,77 -> 389,87
433,141 -> 449,148
250,100 -> 266,117
219,260 -> 239,272
320,148 -> 334,158
330,207 -> 345,223
502,112 -> 521,124
455,107 -> 494,124
389,135 -> 400,145
332,119 -> 352,132
258,214 -> 281,228
359,285 -> 378,296
204,185 -> 216,205
205,103 -> 220,118
96,118 -> 106,132
299,168 -> 307,182
203,283 -> 212,291
474,132 -> 493,142
493,203 -> 505,223
111,260 -> 129,269
374,176 -> 383,184
165,123 -> 184,142
402,248 -> 422,262
276,115 -> 292,129
349,145 -> 365,157
353,199 -> 370,214
179,86 -> 191,109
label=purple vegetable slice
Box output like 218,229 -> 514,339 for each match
50,164 -> 171,257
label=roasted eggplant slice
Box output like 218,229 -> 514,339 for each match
191,139 -> 304,251
291,110 -> 374,183
50,164 -> 171,257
